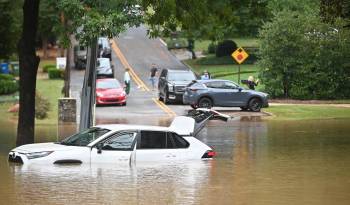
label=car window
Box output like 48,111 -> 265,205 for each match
167,132 -> 189,148
167,71 -> 196,81
138,131 -> 167,149
97,58 -> 110,68
96,80 -> 121,89
223,81 -> 238,89
60,127 -> 110,146
205,81 -> 225,89
101,132 -> 136,151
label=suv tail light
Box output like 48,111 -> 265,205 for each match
201,150 -> 216,159
190,88 -> 198,92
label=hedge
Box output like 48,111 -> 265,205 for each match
0,77 -> 18,95
43,64 -> 56,73
48,68 -> 64,79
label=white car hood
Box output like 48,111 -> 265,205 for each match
12,142 -> 73,153
169,116 -> 195,136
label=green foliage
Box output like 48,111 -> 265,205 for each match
48,68 -> 64,79
207,42 -> 217,54
54,0 -> 143,47
42,64 -> 56,73
0,74 -> 15,81
0,0 -> 22,59
216,40 -> 237,57
165,38 -> 188,49
259,8 -> 350,99
35,92 -> 50,119
145,0 -> 269,41
0,74 -> 18,94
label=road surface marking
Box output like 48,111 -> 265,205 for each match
111,38 -> 176,117
110,39 -> 150,91
152,98 -> 177,117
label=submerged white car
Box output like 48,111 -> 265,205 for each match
9,109 -> 230,165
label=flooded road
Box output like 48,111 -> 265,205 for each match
1,118 -> 350,205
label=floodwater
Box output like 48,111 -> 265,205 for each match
0,118 -> 350,205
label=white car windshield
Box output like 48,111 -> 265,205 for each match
60,127 -> 110,146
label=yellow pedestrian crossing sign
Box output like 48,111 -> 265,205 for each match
232,47 -> 249,64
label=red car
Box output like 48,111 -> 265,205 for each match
96,78 -> 126,106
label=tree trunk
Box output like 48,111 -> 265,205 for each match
16,0 -> 40,146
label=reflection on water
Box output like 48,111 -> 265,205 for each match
1,118 -> 350,204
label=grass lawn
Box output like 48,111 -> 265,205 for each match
36,79 -> 64,125
184,58 -> 264,91
264,104 -> 350,120
0,78 -> 63,126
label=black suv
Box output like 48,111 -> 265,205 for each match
158,69 -> 197,104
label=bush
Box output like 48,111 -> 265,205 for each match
0,74 -> 18,95
42,64 -> 56,73
216,40 -> 237,57
48,68 -> 64,79
207,42 -> 217,54
0,73 -> 15,81
35,92 -> 50,119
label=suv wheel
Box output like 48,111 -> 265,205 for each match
248,98 -> 262,112
158,93 -> 163,101
198,97 -> 213,108
163,91 -> 168,104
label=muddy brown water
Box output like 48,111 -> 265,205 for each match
0,118 -> 350,205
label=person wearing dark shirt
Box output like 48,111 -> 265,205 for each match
149,63 -> 158,90
247,76 -> 259,90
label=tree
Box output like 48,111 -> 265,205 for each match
0,0 -> 22,60
16,0 -> 40,146
258,3 -> 350,99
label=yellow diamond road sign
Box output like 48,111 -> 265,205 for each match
232,47 -> 249,64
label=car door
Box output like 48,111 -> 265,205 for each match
135,130 -> 181,162
222,81 -> 247,106
206,81 -> 232,106
90,131 -> 137,164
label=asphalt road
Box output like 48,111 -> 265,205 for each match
69,25 -> 267,125
95,25 -> 191,124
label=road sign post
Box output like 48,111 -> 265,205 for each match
231,47 -> 249,84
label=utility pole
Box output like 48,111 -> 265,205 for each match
79,38 -> 98,131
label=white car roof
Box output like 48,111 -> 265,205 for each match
95,116 -> 196,135
95,124 -> 170,132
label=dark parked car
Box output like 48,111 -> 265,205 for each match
74,45 -> 87,70
183,79 -> 269,112
158,69 -> 197,104
96,58 -> 114,78
98,37 -> 111,60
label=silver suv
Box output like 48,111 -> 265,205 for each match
183,79 -> 269,112
158,69 -> 197,104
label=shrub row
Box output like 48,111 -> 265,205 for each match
0,74 -> 18,95
48,68 -> 64,79
42,64 -> 56,73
